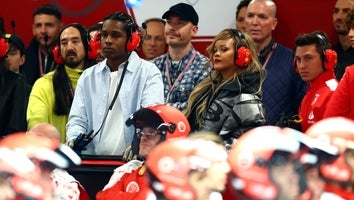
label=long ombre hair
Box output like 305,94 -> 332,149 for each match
184,28 -> 265,127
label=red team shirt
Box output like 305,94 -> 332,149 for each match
299,71 -> 338,132
324,65 -> 354,120
96,160 -> 148,200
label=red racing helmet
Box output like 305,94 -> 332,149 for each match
126,104 -> 190,139
146,138 -> 228,200
0,132 -> 81,200
306,117 -> 354,184
0,132 -> 81,169
228,126 -> 306,200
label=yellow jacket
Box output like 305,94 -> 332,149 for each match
27,66 -> 83,142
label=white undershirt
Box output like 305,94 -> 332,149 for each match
95,69 -> 126,155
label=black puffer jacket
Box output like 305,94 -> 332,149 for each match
189,72 -> 266,148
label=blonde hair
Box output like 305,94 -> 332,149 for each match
188,131 -> 224,146
184,28 -> 265,127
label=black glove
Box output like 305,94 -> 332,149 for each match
276,114 -> 302,131
71,131 -> 94,155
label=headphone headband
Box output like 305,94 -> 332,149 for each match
230,29 -> 251,68
231,29 -> 245,40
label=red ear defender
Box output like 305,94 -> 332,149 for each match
87,31 -> 100,60
235,46 -> 252,68
126,31 -> 141,51
314,33 -> 337,71
92,31 -> 101,50
324,49 -> 337,71
52,45 -> 64,64
0,38 -> 8,58
88,39 -> 98,60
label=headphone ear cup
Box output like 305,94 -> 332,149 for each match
235,46 -> 252,68
323,49 -> 337,70
126,31 -> 141,51
88,39 -> 98,60
0,38 -> 8,58
52,45 -> 63,64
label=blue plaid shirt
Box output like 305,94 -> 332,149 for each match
152,47 -> 209,111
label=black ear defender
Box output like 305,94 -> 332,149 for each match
231,29 -> 252,68
142,22 -> 147,29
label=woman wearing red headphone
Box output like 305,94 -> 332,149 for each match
184,28 -> 266,150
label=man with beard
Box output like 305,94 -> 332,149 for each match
152,3 -> 209,111
27,23 -> 96,143
333,0 -> 354,80
22,4 -> 63,85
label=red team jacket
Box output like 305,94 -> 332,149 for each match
324,184 -> 354,200
299,71 -> 338,132
324,65 -> 354,119
96,160 -> 148,200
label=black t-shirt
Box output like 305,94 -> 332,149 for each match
333,43 -> 354,80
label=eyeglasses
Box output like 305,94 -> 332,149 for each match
137,129 -> 161,140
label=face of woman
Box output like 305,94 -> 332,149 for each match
212,38 -> 237,80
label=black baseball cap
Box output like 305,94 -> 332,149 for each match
162,3 -> 199,25
126,108 -> 164,129
4,33 -> 25,55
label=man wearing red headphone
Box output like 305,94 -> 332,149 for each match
294,31 -> 338,132
66,12 -> 164,156
27,23 -> 97,142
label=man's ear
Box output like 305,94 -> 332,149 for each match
32,24 -> 36,36
189,170 -> 207,182
191,25 -> 199,37
20,54 -> 25,66
272,18 -> 278,31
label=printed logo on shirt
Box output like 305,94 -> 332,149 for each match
307,110 -> 315,126
308,111 -> 314,120
311,94 -> 320,106
126,181 -> 140,192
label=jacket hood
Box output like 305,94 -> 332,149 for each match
222,72 -> 261,94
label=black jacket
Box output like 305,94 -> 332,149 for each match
188,72 -> 266,147
22,38 -> 55,85
0,70 -> 31,136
